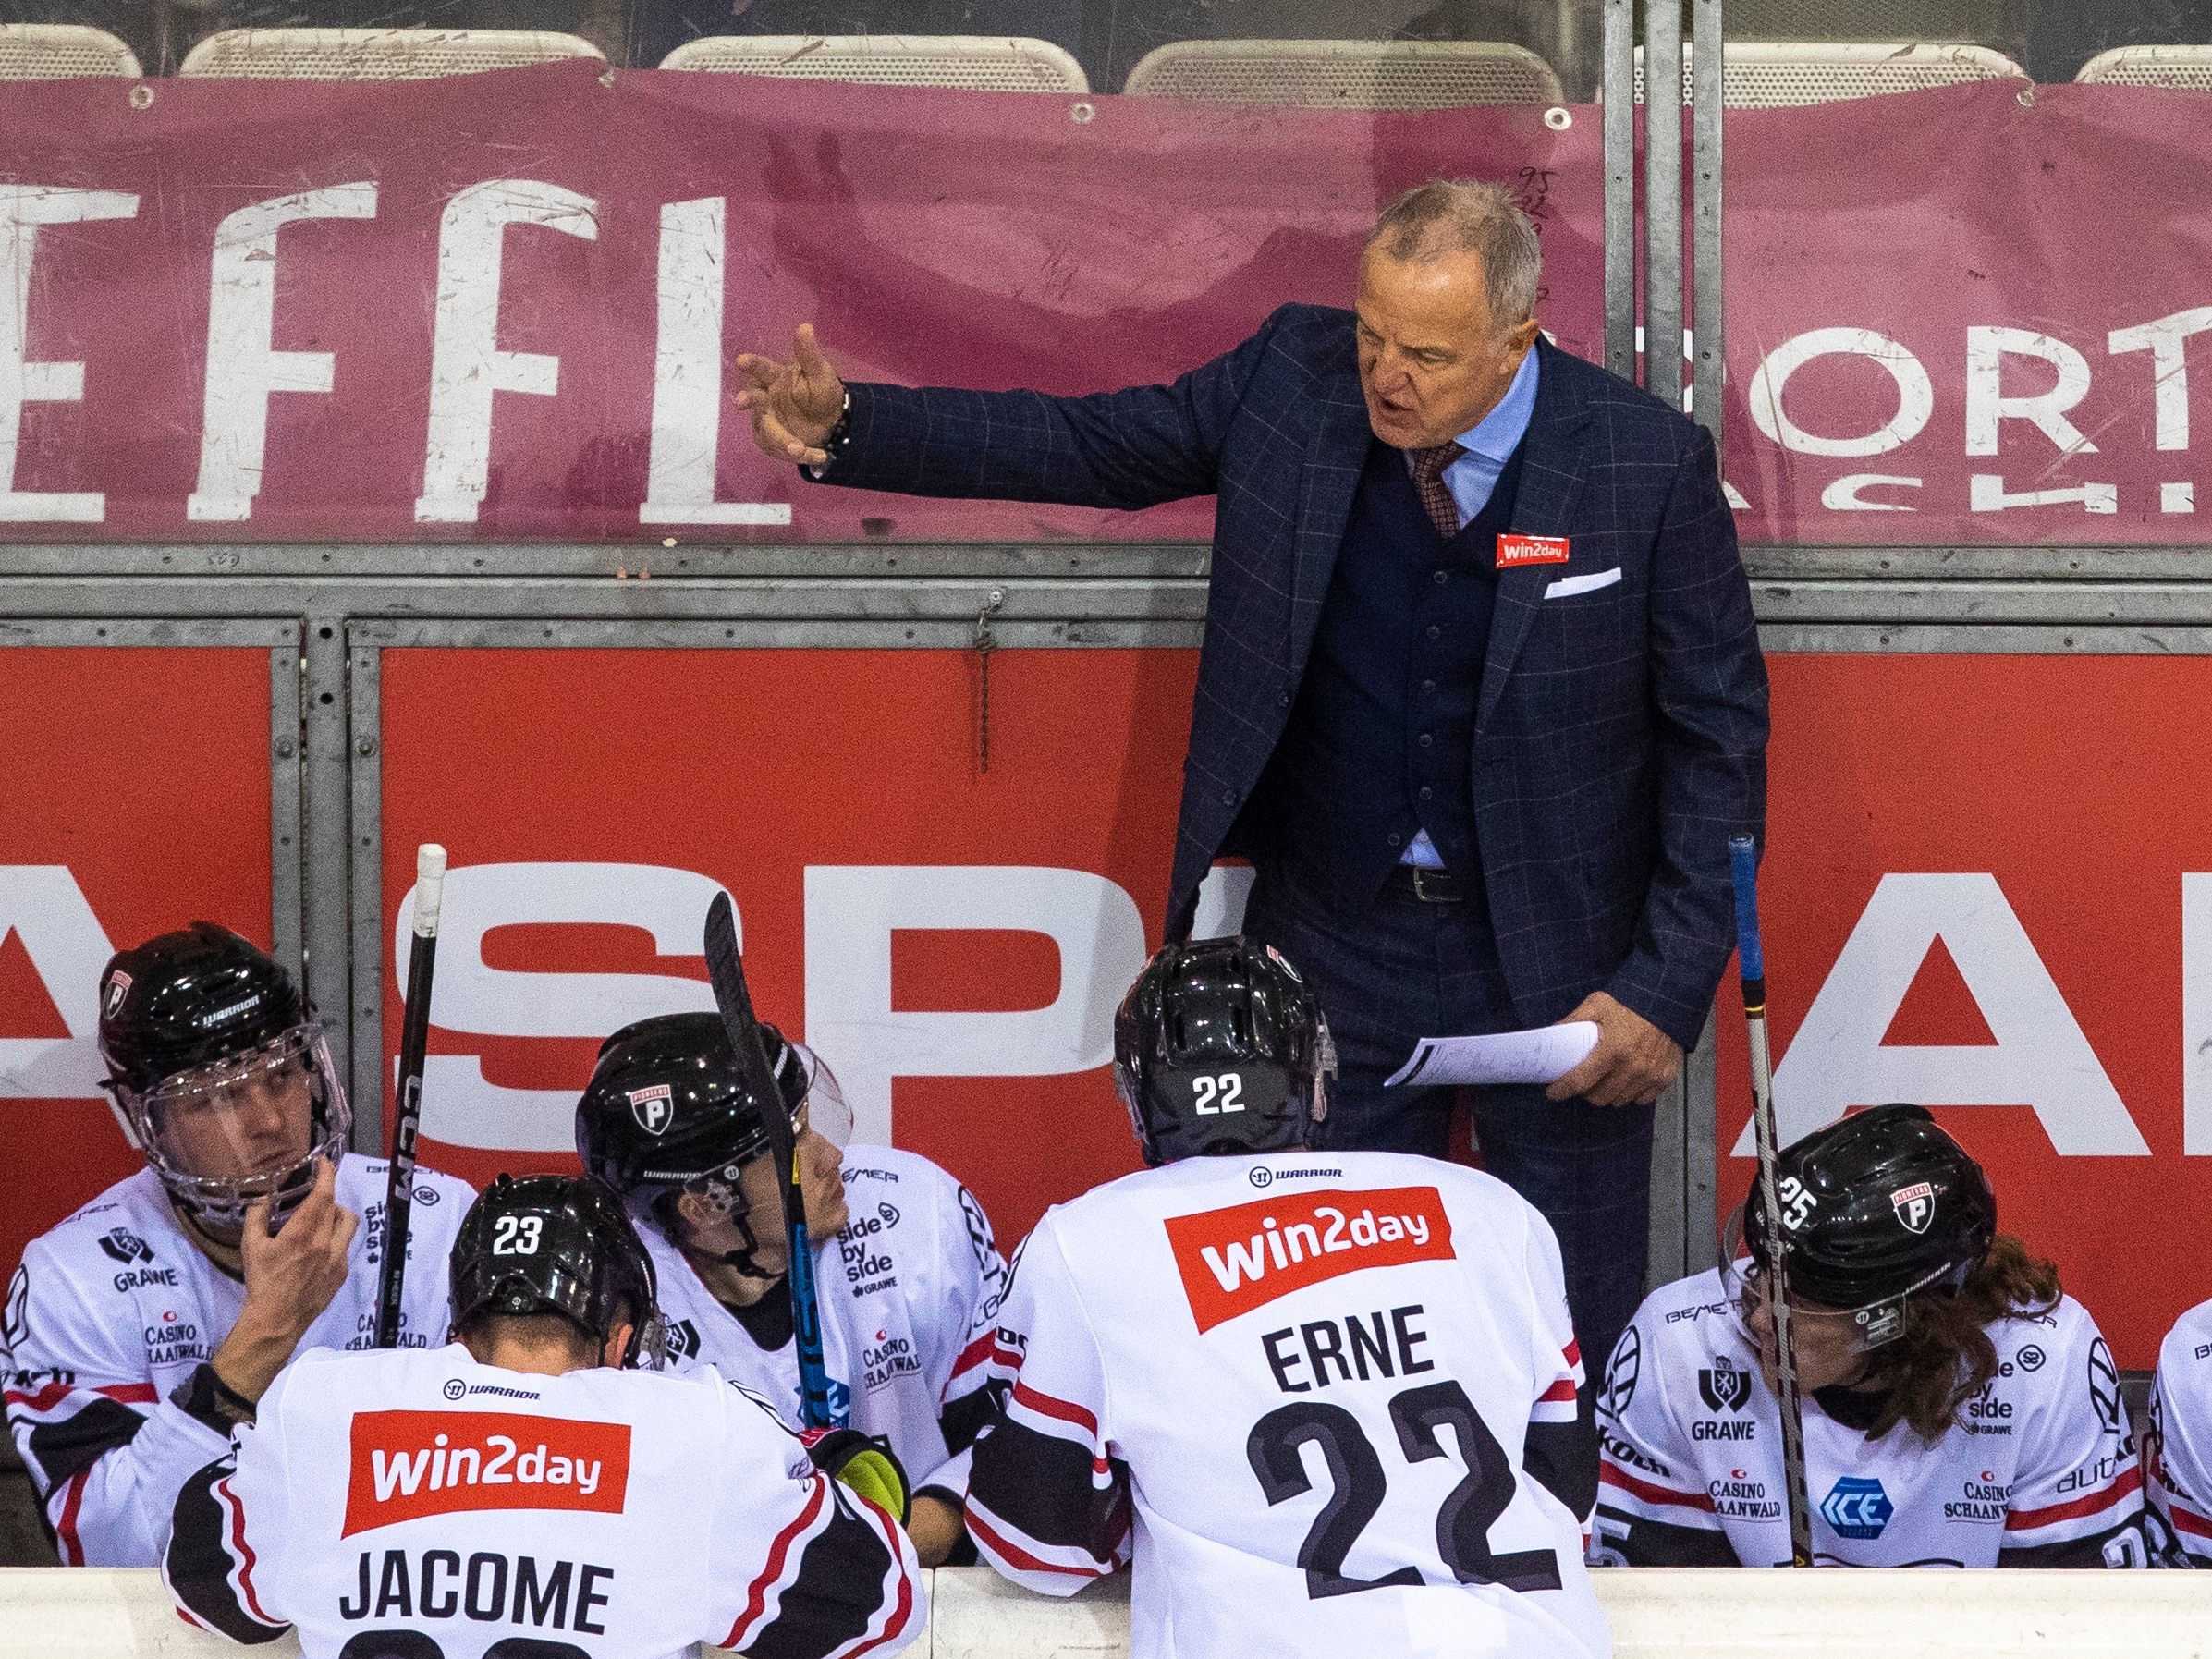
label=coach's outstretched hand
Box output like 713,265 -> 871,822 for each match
735,324 -> 848,468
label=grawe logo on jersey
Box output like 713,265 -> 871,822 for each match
342,1410 -> 631,1537
1164,1186 -> 1453,1333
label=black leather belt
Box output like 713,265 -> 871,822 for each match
1386,863 -> 1466,903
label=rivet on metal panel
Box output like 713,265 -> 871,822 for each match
1069,101 -> 1095,124
275,738 -> 296,758
357,738 -> 377,757
128,84 -> 153,110
1544,106 -> 1571,130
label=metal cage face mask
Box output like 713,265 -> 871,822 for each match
116,1023 -> 349,1233
1718,1205 -> 1957,1360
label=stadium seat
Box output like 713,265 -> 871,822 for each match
2076,44 -> 2212,88
1123,39 -> 1562,108
0,23 -> 141,79
1632,40 -> 2027,105
659,35 -> 1088,93
177,28 -> 604,80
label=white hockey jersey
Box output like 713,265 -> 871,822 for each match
646,1146 -> 1008,1494
163,1344 -> 922,1659
1595,1268 -> 2143,1568
1,1153 -> 471,1567
2145,1296 -> 2212,1562
966,1151 -> 1609,1659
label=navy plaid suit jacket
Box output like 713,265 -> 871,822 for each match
827,305 -> 1768,1049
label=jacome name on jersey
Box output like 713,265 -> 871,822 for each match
342,1410 -> 630,1536
1164,1186 -> 1455,1332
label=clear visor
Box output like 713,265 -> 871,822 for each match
119,1024 -> 350,1231
678,1044 -> 848,1225
1718,1205 -> 1951,1359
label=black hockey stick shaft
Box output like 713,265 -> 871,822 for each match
374,844 -> 446,1349
1730,835 -> 1814,1567
703,892 -> 834,1429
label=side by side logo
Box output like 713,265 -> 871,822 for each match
1164,1186 -> 1454,1333
342,1410 -> 632,1537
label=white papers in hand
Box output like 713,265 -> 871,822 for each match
1383,1023 -> 1600,1089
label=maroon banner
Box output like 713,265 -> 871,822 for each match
0,62 -> 1596,544
1722,81 -> 2212,545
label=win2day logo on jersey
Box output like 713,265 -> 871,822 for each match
343,1411 -> 631,1536
1164,1187 -> 1453,1333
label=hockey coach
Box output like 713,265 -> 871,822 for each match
736,177 -> 1768,1372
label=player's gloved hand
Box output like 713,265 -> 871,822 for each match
800,1426 -> 910,1523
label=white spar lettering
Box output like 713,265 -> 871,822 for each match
1198,1206 -> 1430,1293
371,1433 -> 601,1501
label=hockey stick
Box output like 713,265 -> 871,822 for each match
374,844 -> 446,1349
703,892 -> 834,1429
1729,835 -> 1814,1568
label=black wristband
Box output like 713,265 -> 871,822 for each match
171,1360 -> 256,1434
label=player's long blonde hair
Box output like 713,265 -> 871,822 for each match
1861,1235 -> 2060,1442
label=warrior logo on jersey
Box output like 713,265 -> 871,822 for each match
1820,1476 -> 1895,1539
1698,1360 -> 1753,1413
2088,1338 -> 2124,1436
627,1084 -> 675,1136
1889,1182 -> 1937,1235
104,970 -> 132,1019
342,1410 -> 632,1536
97,1228 -> 155,1265
1599,1327 -> 1641,1420
663,1318 -> 702,1362
1164,1186 -> 1453,1333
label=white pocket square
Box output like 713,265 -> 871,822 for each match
1543,567 -> 1622,600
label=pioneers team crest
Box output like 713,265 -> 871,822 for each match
1889,1181 -> 1936,1235
627,1083 -> 674,1136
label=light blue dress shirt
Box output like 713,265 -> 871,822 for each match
1400,345 -> 1541,870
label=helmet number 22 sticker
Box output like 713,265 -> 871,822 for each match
1192,1073 -> 1245,1116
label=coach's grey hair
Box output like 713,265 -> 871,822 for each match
1365,180 -> 1542,331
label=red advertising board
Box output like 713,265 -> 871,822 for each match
1717,653 -> 2212,1368
376,646 -> 1200,1243
0,647 -> 275,1284
0,62 -> 1596,545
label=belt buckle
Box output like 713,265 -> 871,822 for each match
1410,866 -> 1451,903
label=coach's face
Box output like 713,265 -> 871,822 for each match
1356,246 -> 1540,450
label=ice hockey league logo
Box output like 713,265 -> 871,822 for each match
1889,1182 -> 1937,1235
627,1084 -> 674,1136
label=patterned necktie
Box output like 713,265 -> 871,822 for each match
1409,443 -> 1467,540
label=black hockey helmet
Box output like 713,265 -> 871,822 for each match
575,1011 -> 813,1195
1740,1103 -> 1997,1315
1113,937 -> 1332,1166
99,921 -> 304,1096
96,922 -> 348,1233
449,1175 -> 661,1368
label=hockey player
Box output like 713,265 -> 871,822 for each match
1,922 -> 471,1566
967,937 -> 1609,1659
165,1173 -> 922,1658
574,1011 -> 1007,1568
1595,1104 -> 2143,1568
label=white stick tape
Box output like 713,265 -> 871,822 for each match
412,844 -> 447,938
